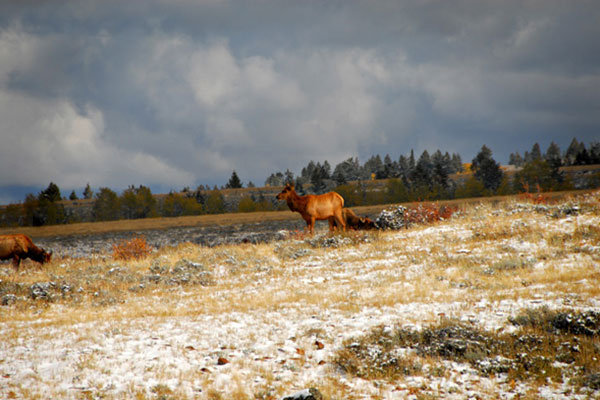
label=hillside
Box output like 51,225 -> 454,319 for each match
1,191 -> 599,399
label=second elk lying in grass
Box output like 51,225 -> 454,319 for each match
330,208 -> 378,231
276,183 -> 345,233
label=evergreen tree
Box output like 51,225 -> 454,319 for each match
575,147 -> 592,165
322,161 -> 332,179
362,155 -> 383,180
301,161 -> 317,181
442,152 -> 453,174
432,153 -> 449,189
413,150 -> 433,189
332,157 -> 361,183
381,154 -> 398,179
284,169 -> 295,185
530,143 -> 542,161
451,153 -> 463,173
226,170 -> 243,189
397,155 -> 411,184
509,152 -> 524,166
69,190 -> 78,200
40,182 -> 62,202
544,142 -> 562,170
589,142 -> 600,164
564,138 -> 584,165
265,172 -> 284,186
408,150 -> 416,170
471,145 -> 503,192
33,182 -> 65,225
310,162 -> 327,193
294,177 -> 306,195
83,183 -> 93,199
407,149 -> 417,183
331,168 -> 347,185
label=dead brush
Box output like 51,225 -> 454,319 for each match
405,203 -> 457,225
112,236 -> 152,260
518,183 -> 550,205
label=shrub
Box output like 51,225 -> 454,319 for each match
112,236 -> 152,260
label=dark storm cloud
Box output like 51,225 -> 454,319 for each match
1,0 -> 599,203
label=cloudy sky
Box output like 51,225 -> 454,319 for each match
1,0 -> 599,203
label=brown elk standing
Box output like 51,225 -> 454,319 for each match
0,234 -> 52,271
276,183 -> 345,234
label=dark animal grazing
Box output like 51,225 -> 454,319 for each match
329,208 -> 378,231
276,183 -> 345,233
0,234 -> 52,271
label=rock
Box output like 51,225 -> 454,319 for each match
1,294 -> 17,306
217,357 -> 229,365
375,206 -> 408,230
29,282 -> 55,300
281,388 -> 323,400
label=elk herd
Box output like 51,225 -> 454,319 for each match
1,184 -> 376,272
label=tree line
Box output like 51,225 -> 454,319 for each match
1,138 -> 599,227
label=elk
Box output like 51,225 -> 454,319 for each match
276,183 -> 345,234
0,234 -> 52,271
329,208 -> 378,231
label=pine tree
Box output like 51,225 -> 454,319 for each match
590,142 -> 600,164
509,152 -> 524,166
471,145 -> 503,192
413,150 -> 433,189
530,143 -> 542,161
40,182 -> 62,202
83,183 -> 93,199
310,163 -> 327,193
284,169 -> 295,185
565,138 -> 584,165
226,171 -> 243,189
382,154 -> 398,179
265,172 -> 284,187
362,155 -> 383,179
398,155 -> 410,184
544,142 -> 562,170
332,157 -> 361,183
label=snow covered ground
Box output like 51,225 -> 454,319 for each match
1,193 -> 599,399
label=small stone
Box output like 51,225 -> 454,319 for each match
217,357 -> 229,365
281,388 -> 323,400
1,294 -> 17,306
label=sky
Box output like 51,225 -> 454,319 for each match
1,0 -> 599,204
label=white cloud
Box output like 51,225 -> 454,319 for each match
1,1 -> 599,201
0,89 -> 194,190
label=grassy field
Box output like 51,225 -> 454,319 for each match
0,190 -> 599,399
0,189 -> 594,238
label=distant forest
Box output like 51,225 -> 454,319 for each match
1,138 -> 599,227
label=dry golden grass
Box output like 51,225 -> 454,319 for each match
1,190 -> 599,399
